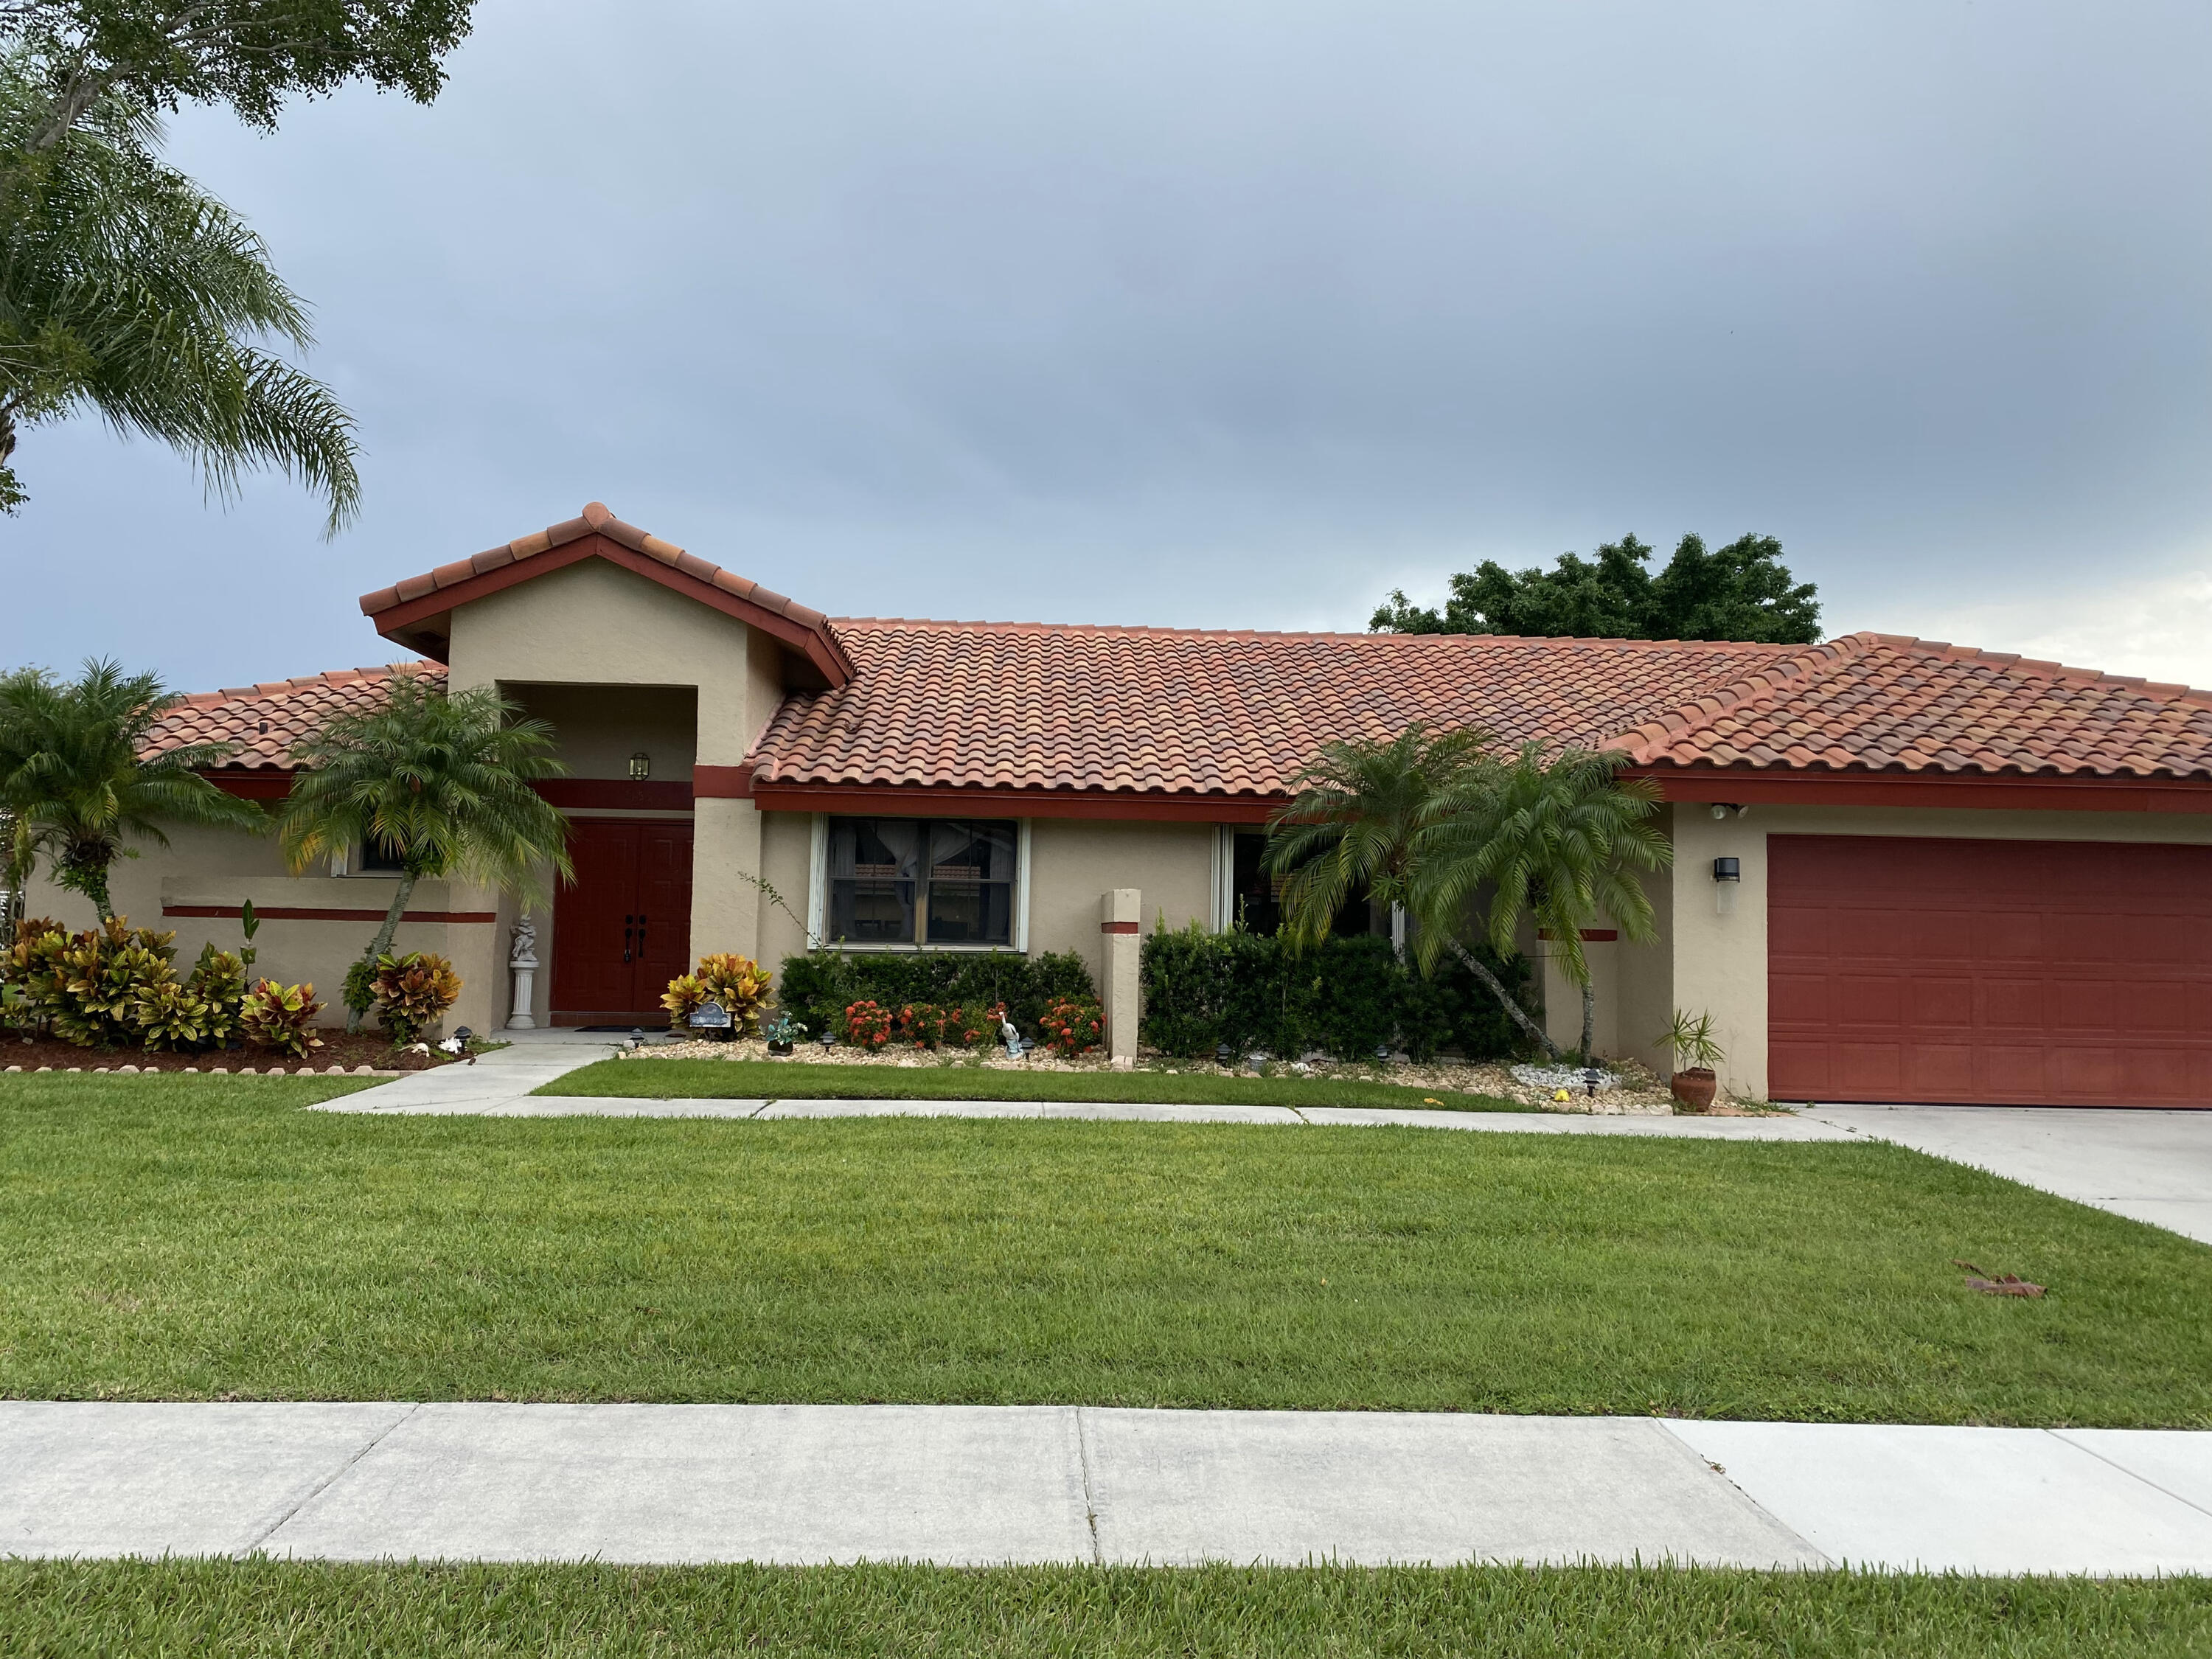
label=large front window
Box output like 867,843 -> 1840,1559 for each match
827,818 -> 1018,946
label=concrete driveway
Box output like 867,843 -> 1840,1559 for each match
1806,1105 -> 2212,1245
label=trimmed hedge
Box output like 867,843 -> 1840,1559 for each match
1140,922 -> 1535,1062
777,949 -> 1098,1044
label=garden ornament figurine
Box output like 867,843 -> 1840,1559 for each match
1000,1012 -> 1023,1057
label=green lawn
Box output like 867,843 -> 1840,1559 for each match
540,1056 -> 1529,1109
3,1561 -> 2207,1658
4,1074 -> 2211,1422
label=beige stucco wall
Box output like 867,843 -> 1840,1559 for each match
447,557 -> 784,973
1026,818 -> 1214,994
22,821 -> 504,1034
1672,801 -> 2212,1101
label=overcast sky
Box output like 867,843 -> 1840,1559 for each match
5,0 -> 2210,693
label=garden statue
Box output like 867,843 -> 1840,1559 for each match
506,914 -> 539,1031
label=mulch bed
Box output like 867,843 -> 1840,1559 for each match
1,1030 -> 458,1075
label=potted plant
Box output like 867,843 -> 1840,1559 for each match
762,1011 -> 807,1057
1660,1009 -> 1725,1110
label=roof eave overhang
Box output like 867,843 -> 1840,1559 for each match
748,781 -> 1287,823
1632,764 -> 2212,814
363,535 -> 855,689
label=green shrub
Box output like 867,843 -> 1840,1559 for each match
779,950 -> 1096,1046
1139,920 -> 1533,1062
2,916 -> 182,1048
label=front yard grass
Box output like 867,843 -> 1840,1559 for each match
4,1560 -> 2207,1658
538,1055 -> 1528,1110
4,1074 -> 2211,1422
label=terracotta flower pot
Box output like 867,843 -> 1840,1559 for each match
1670,1068 -> 1718,1110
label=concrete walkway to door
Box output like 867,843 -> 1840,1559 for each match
1804,1105 -> 2212,1246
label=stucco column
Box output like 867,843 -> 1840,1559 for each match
1100,888 -> 1141,1068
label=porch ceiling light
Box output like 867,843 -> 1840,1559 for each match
628,752 -> 650,780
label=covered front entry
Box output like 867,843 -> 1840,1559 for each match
1768,834 -> 2212,1107
551,819 -> 695,1026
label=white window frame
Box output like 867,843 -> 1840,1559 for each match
808,812 -> 1031,953
1211,825 -> 1236,931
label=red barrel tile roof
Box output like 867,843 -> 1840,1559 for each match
1608,632 -> 2212,780
146,664 -> 445,769
149,627 -> 2212,794
745,622 -> 1796,799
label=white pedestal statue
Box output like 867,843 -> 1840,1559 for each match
507,915 -> 540,1030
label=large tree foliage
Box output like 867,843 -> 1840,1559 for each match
1371,532 -> 1822,644
276,671 -> 570,1030
0,61 -> 359,520
0,656 -> 262,919
0,1 -> 474,518
1265,728 -> 1670,1062
1,1 -> 473,147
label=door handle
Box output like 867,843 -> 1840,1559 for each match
622,914 -> 633,964
636,914 -> 647,955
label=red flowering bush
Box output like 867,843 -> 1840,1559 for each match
1037,995 -> 1105,1057
896,1001 -> 950,1047
841,999 -> 893,1047
950,1001 -> 1006,1048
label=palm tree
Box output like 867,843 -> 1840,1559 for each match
0,658 -> 265,920
1416,742 -> 1672,1063
276,671 -> 572,1031
0,60 -> 359,526
1264,723 -> 1560,1056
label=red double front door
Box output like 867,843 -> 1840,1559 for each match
551,819 -> 695,1025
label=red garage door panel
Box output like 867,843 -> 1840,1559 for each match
1768,835 -> 2212,1107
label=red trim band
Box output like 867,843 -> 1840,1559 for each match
693,764 -> 754,799
163,905 -> 497,924
1537,928 -> 1619,941
1100,920 -> 1141,934
1635,766 -> 2212,814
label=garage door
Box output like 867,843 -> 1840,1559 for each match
1768,835 -> 2212,1107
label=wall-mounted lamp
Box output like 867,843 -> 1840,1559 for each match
1708,803 -> 1751,820
1713,855 -> 1741,917
628,752 -> 651,780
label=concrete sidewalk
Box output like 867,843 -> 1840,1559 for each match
7,1402 -> 2211,1573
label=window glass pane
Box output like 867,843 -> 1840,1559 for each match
828,818 -> 919,942
1233,829 -> 1376,936
925,820 -> 1015,945
1230,830 -> 1282,936
359,835 -> 406,873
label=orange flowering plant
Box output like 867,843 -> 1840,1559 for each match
1037,995 -> 1104,1057
842,999 -> 894,1047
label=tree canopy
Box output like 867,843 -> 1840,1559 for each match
0,1 -> 476,519
1370,532 -> 1822,644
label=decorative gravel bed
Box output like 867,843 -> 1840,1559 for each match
619,1037 -> 1714,1115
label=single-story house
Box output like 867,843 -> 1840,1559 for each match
44,501 -> 2212,1105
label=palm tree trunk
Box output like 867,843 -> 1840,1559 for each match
1579,981 -> 1596,1065
350,872 -> 418,1033
1441,936 -> 1561,1060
